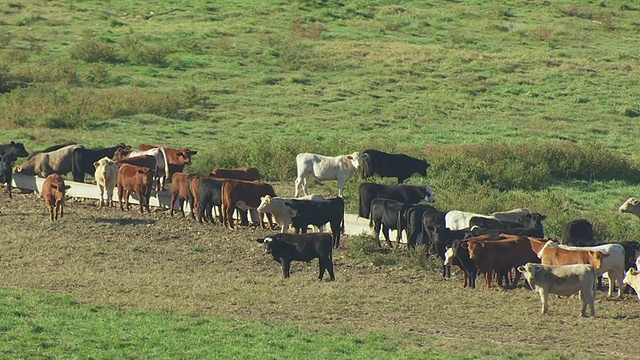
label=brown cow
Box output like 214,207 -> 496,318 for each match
170,172 -> 190,217
15,144 -> 84,177
209,167 -> 260,181
138,144 -> 197,177
117,164 -> 154,214
115,155 -> 157,170
41,173 -> 70,221
221,179 -> 276,229
537,240 -> 607,270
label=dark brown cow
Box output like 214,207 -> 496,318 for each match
117,164 -> 154,214
138,144 -> 197,177
41,173 -> 70,221
221,179 -> 276,229
209,167 -> 260,181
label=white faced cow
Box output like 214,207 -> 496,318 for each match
618,197 -> 640,218
294,152 -> 368,198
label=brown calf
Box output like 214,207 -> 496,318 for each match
41,174 -> 70,221
117,164 -> 154,214
221,179 -> 275,229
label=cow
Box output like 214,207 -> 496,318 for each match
618,197 -> 640,218
446,210 -> 498,231
518,262 -> 597,317
0,154 -> 17,198
25,143 -> 73,160
137,144 -> 197,178
490,208 -> 531,224
537,240 -> 607,272
361,149 -> 430,184
114,155 -> 157,170
468,216 -> 524,230
221,179 -> 276,229
169,172 -> 189,217
41,173 -> 70,221
93,157 -> 118,208
554,242 -> 625,297
368,198 -> 413,248
284,197 -> 345,248
444,241 -> 478,288
257,194 -> 326,233
397,204 -> 438,248
256,233 -> 335,281
358,183 -> 436,219
447,210 -> 546,235
116,164 -> 154,214
15,144 -> 84,177
623,268 -> 640,301
192,177 -> 225,224
561,219 -> 594,246
294,152 -> 368,198
209,167 -> 260,181
431,226 -> 469,279
467,226 -> 545,239
126,147 -> 170,191
0,141 -> 29,158
71,143 -> 130,182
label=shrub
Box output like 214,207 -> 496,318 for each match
68,39 -> 119,63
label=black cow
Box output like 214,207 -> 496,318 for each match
467,226 -> 545,239
285,197 -> 344,248
358,183 -> 436,219
429,225 -> 468,279
369,198 -> 413,248
257,233 -> 335,280
72,143 -> 130,182
420,208 -> 447,252
362,149 -> 430,184
446,239 -> 479,288
25,143 -> 74,160
398,204 -> 438,248
469,216 -> 525,230
0,154 -> 17,198
561,219 -> 594,246
194,177 -> 224,224
0,141 -> 29,158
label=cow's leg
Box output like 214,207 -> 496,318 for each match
539,289 -> 550,314
294,176 -> 304,197
106,186 -> 114,207
337,176 -> 346,198
485,272 -> 491,289
118,186 -> 124,211
282,259 -> 291,278
59,201 -> 64,219
97,185 -> 104,208
382,225 -> 393,248
373,221 -> 383,247
135,190 -> 144,213
6,177 -> 12,198
170,192 -> 178,216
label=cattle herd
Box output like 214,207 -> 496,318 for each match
2,141 -> 640,316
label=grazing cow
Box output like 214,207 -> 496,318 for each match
257,194 -> 326,233
518,263 -> 597,317
93,157 -> 118,208
294,152 -> 368,198
0,154 -> 17,198
368,198 -> 414,248
358,183 -> 436,219
71,143 -> 130,182
618,197 -> 640,218
555,242 -> 625,297
126,147 -> 170,191
257,233 -> 335,280
361,149 -> 430,184
398,204 -> 438,248
169,172 -> 189,217
221,179 -> 276,229
623,268 -> 640,301
284,197 -> 345,248
137,144 -> 197,178
561,219 -> 594,246
192,177 -> 225,224
25,143 -> 73,160
117,164 -> 154,214
209,167 -> 260,181
0,141 -> 29,158
15,144 -> 84,177
41,173 -> 70,221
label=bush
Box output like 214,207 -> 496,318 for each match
68,39 -> 119,63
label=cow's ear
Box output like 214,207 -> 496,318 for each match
191,150 -> 198,155
256,238 -> 265,243
10,141 -> 15,144
177,152 -> 185,158
517,265 -> 526,273
362,153 -> 369,159
93,161 -> 100,168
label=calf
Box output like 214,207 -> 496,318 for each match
257,233 -> 335,280
93,157 -> 118,207
209,167 -> 260,181
41,173 -> 70,221
169,172 -> 189,217
126,147 -> 169,191
193,177 -> 225,224
623,268 -> 640,301
518,262 -> 597,317
117,164 -> 154,214
257,194 -> 325,233
285,197 -> 345,248
537,240 -> 607,273
398,204 -> 438,248
221,179 -> 276,229
369,198 -> 413,248
0,154 -> 17,198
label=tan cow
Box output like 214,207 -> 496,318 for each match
618,197 -> 640,218
93,157 -> 118,208
41,173 -> 70,221
15,144 -> 84,177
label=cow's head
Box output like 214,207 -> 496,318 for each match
619,197 -> 640,216
417,159 -> 430,176
112,147 -> 132,161
346,152 -> 369,169
93,156 -> 115,169
590,251 -> 609,270
257,195 -> 272,213
257,236 -> 274,254
624,268 -> 639,286
176,149 -> 197,166
517,263 -> 541,286
466,241 -> 485,260
423,185 -> 436,203
7,141 -> 29,158
443,246 -> 456,266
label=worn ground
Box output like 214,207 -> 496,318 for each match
0,190 -> 639,359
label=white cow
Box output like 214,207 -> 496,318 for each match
623,268 -> 640,301
294,152 -> 368,198
257,194 -> 325,233
445,210 -> 498,231
93,157 -> 119,207
517,262 -> 597,317
490,208 -> 531,225
555,243 -> 625,297
127,147 -> 169,191
618,197 -> 640,218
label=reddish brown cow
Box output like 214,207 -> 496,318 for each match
41,173 -> 70,221
221,179 -> 276,229
210,167 -> 260,181
170,172 -> 189,217
537,240 -> 607,269
138,144 -> 197,177
117,164 -> 154,214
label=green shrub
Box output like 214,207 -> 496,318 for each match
68,39 -> 119,63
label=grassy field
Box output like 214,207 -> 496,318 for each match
2,0 -> 640,358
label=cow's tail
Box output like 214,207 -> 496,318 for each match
397,208 -> 405,243
159,146 -> 170,183
361,152 -> 372,178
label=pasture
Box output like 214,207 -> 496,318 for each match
2,0 -> 640,358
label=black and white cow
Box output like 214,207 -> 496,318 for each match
285,197 -> 345,248
71,143 -> 130,182
361,149 -> 430,184
257,233 -> 335,280
358,183 -> 435,219
368,198 -> 414,248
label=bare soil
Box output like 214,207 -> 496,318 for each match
1,191 -> 639,359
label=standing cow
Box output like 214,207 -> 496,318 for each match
0,141 -> 29,198
41,173 -> 70,221
15,144 -> 84,177
93,157 -> 119,207
362,149 -> 430,184
117,164 -> 154,214
294,152 -> 368,198
257,233 -> 335,281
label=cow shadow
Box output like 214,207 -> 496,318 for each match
94,218 -> 156,226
